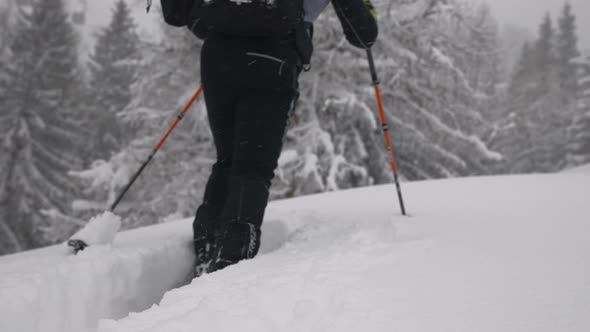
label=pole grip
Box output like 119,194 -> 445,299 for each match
366,48 -> 380,85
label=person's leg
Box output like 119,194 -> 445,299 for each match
193,37 -> 239,275
193,160 -> 231,275
210,46 -> 301,271
212,92 -> 295,271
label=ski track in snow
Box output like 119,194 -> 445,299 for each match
1,173 -> 590,332
0,222 -> 195,332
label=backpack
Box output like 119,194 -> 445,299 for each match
159,0 -> 304,37
159,0 -> 194,27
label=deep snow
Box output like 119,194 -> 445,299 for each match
1,173 -> 589,332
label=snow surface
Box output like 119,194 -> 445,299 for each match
1,174 -> 590,332
563,163 -> 590,174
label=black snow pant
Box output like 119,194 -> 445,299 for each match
193,33 -> 302,272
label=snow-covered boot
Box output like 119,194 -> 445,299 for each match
193,207 -> 218,277
209,222 -> 261,273
194,235 -> 215,277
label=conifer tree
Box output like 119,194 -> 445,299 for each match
567,113 -> 590,166
88,0 -> 140,161
529,13 -> 572,172
375,0 -> 502,179
567,53 -> 590,166
0,0 -> 83,254
556,2 -> 579,100
492,42 -> 539,173
534,14 -> 556,95
497,10 -> 576,173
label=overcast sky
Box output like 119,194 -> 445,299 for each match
478,0 -> 590,50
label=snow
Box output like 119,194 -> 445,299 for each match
563,163 -> 590,174
68,212 -> 122,247
396,92 -> 504,162
277,150 -> 299,168
431,46 -> 476,95
571,52 -> 590,66
70,153 -> 134,211
579,75 -> 590,86
1,174 -> 590,332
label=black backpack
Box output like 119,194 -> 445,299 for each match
159,0 -> 194,27
159,0 -> 304,37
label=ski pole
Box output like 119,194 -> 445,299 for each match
366,48 -> 407,216
68,85 -> 204,252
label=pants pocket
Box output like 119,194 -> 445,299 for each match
244,50 -> 300,91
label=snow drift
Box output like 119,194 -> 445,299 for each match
1,173 -> 589,332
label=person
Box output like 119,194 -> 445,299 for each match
190,0 -> 379,276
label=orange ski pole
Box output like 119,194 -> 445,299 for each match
366,49 -> 407,215
109,85 -> 203,211
68,86 -> 203,252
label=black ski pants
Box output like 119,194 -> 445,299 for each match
193,33 -> 302,252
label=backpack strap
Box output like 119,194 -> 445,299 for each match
295,22 -> 314,71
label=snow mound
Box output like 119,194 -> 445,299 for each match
68,211 -> 122,247
1,174 -> 590,332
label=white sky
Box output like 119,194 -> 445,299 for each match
478,0 -> 590,50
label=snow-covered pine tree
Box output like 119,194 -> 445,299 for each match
0,0 -> 84,254
526,13 -> 572,172
495,10 -> 579,174
450,2 -> 502,99
274,0 -> 503,197
369,0 -> 502,179
491,42 -> 538,173
272,11 -> 377,197
87,0 -> 140,162
498,25 -> 534,82
444,1 -> 506,172
556,2 -> 579,102
567,112 -> 590,166
567,52 -> 590,166
534,14 -> 556,81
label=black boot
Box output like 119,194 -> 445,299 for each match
194,234 -> 215,277
193,161 -> 231,277
193,204 -> 219,277
209,221 -> 261,273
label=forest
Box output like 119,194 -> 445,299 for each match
0,0 -> 588,255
